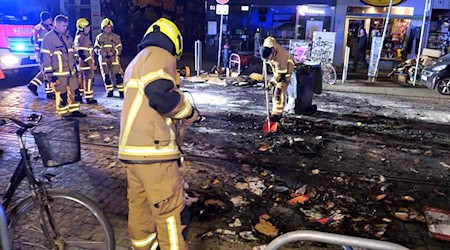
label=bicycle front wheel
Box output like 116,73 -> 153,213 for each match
321,64 -> 337,85
8,189 -> 115,250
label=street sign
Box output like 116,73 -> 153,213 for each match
360,0 -> 403,6
216,4 -> 229,15
216,0 -> 229,4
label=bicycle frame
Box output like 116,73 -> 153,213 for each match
1,125 -> 63,248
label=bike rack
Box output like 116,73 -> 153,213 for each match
229,53 -> 241,77
265,230 -> 409,250
0,204 -> 11,250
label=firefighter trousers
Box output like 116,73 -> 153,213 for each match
99,59 -> 124,94
29,70 -> 54,95
272,80 -> 289,116
52,75 -> 82,117
79,69 -> 95,100
126,161 -> 188,250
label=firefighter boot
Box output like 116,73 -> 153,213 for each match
104,75 -> 114,97
45,81 -> 55,99
116,73 -> 124,98
86,98 -> 98,104
70,89 -> 87,118
27,84 -> 38,96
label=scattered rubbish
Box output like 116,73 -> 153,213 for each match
184,195 -> 199,206
288,195 -> 309,205
103,137 -> 112,143
378,175 -> 386,183
255,214 -> 278,237
235,182 -> 249,191
424,150 -> 433,156
213,178 -> 220,185
393,208 -> 425,223
199,229 -> 238,242
245,177 -> 267,196
424,206 -> 450,241
382,218 -> 392,223
440,162 -> 450,169
409,168 -> 419,174
258,144 -> 271,152
249,73 -> 263,82
228,218 -> 242,228
311,169 -> 320,175
270,185 -> 289,193
400,196 -> 415,202
356,122 -> 364,128
336,195 -> 357,203
101,125 -> 114,130
315,136 -> 323,140
106,161 -> 117,169
293,185 -> 307,196
434,189 -> 446,197
239,231 -> 258,241
230,196 -> 249,207
375,194 -> 387,201
87,132 -> 101,140
204,199 -> 226,209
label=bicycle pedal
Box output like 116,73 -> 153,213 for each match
44,173 -> 56,182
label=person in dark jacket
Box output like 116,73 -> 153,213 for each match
352,28 -> 368,71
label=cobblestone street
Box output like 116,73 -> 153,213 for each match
0,74 -> 449,249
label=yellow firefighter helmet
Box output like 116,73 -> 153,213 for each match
263,37 -> 276,48
101,18 -> 113,30
76,18 -> 90,31
144,18 -> 183,60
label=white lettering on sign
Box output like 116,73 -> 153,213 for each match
311,32 -> 336,64
298,6 -> 325,16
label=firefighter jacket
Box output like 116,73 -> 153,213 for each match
32,23 -> 51,59
74,32 -> 95,69
119,46 -> 198,163
41,30 -> 76,78
264,37 -> 294,84
94,32 -> 122,63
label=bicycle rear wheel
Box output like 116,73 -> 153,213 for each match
7,189 -> 115,250
321,63 -> 337,85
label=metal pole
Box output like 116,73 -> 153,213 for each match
371,0 -> 394,81
217,14 -> 224,68
266,230 -> 410,250
413,0 -> 431,86
195,40 -> 202,76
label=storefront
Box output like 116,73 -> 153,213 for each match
204,0 -> 336,61
427,1 -> 450,55
334,0 -> 431,68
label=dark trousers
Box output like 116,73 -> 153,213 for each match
352,51 -> 368,69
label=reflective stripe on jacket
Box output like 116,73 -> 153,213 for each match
94,32 -> 122,63
74,32 -> 95,68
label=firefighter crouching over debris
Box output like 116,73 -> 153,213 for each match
94,18 -> 124,98
41,15 -> 87,118
74,18 -> 98,104
261,36 -> 294,122
27,11 -> 54,99
119,18 -> 199,250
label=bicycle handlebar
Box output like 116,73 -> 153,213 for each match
0,114 -> 42,129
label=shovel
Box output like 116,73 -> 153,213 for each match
262,60 -> 277,134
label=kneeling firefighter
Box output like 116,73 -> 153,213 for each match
119,18 -> 199,250
261,36 -> 294,122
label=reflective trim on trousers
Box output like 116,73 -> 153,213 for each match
166,216 -> 179,250
68,103 -> 81,112
30,78 -> 42,87
130,233 -> 157,249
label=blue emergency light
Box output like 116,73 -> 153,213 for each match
14,44 -> 26,51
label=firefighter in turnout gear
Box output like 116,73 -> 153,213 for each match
119,18 -> 199,250
261,36 -> 294,122
27,11 -> 55,98
41,15 -> 87,118
74,18 -> 98,104
94,18 -> 124,98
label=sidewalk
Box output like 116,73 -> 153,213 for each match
323,80 -> 450,100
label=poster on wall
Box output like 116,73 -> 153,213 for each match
208,21 -> 217,35
360,0 -> 404,6
311,32 -> 336,63
368,37 -> 383,77
289,39 -> 311,63
306,21 -> 323,40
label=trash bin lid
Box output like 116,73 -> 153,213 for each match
303,59 -> 321,66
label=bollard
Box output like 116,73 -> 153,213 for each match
194,40 -> 202,76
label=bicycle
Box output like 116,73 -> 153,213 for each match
321,63 -> 337,85
0,114 -> 115,249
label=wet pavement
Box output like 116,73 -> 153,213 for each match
0,73 -> 449,249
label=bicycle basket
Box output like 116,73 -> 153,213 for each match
31,119 -> 81,168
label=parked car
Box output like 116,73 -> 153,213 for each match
420,53 -> 450,95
